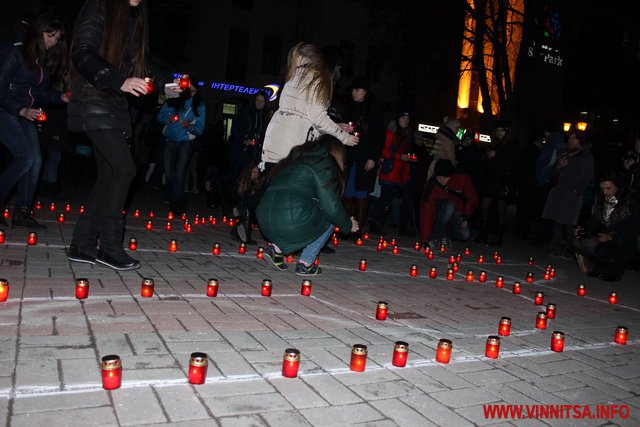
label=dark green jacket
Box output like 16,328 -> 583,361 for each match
257,146 -> 351,255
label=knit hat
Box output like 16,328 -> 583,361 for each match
396,109 -> 410,120
350,77 -> 369,91
434,159 -> 454,177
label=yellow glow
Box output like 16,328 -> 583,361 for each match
563,122 -> 572,132
457,1 -> 476,110
576,122 -> 588,131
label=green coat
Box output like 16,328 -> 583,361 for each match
257,146 -> 351,255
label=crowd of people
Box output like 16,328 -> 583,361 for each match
1,3 -> 639,280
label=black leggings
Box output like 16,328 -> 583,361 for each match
85,130 -> 137,218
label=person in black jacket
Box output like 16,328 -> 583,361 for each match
67,0 -> 178,270
0,14 -> 69,228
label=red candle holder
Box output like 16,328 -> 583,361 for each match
75,278 -> 89,300
465,270 -> 474,282
222,216 -> 227,223
435,339 -> 452,364
543,271 -> 551,280
528,256 -> 534,265
451,262 -> 459,272
133,209 -> 140,218
614,326 -> 628,345
427,251 -> 434,260
464,247 -> 470,256
495,256 -> 502,265
535,312 -> 548,330
429,266 -> 438,279
377,243 -> 383,252
446,268 -> 454,280
179,74 -> 191,89
79,205 -> 85,214
498,317 -> 511,336
0,230 -> 5,244
128,237 -> 138,251
546,303 -> 556,319
333,226 -> 340,233
440,244 -> 446,252
64,204 -> 71,213
34,201 -> 41,211
101,355 -> 122,390
382,240 -> 389,249
188,352 -> 208,384
479,271 -> 487,283
495,276 -> 504,288
477,255 -> 484,264
376,301 -> 388,320
414,241 -> 420,250
145,221 -> 153,231
49,202 -> 56,211
282,348 -> 301,378
485,336 -> 500,359
285,254 -> 295,263
169,239 -> 178,253
238,242 -> 246,254
261,279 -> 272,297
390,238 -> 397,246
165,222 -> 172,232
147,211 -> 154,219
492,250 -> 500,260
145,77 -> 154,93
448,255 -> 456,264
0,279 -> 9,302
423,247 -> 430,256
577,284 -> 586,297
141,278 -> 154,298
57,213 -> 65,223
206,279 -> 218,297
314,257 -> 319,266
608,291 -> 618,304
359,259 -> 367,271
256,247 -> 264,259
350,344 -> 368,372
27,232 -> 37,245
356,238 -> 363,246
534,292 -> 544,305
392,245 -> 399,255
332,236 -> 339,247
525,272 -> 534,283
512,282 -> 522,295
409,264 -> 418,277
167,212 -> 174,221
392,341 -> 409,367
181,213 -> 187,221
363,232 -> 369,239
186,223 -> 193,233
212,243 -> 221,255
550,331 -> 565,352
550,268 -> 556,278
300,280 -> 312,296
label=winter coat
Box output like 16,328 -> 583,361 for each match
67,0 -> 171,137
261,66 -> 350,164
157,98 -> 205,142
256,145 -> 351,255
379,128 -> 411,185
0,42 -> 63,117
230,102 -> 267,166
419,173 -> 478,242
343,99 -> 385,192
542,147 -> 594,225
481,138 -> 518,198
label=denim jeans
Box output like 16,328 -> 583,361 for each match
299,224 -> 334,266
42,151 -> 61,183
0,110 -> 41,207
163,139 -> 195,208
431,200 -> 470,241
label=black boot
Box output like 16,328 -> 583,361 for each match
12,207 -> 46,229
96,217 -> 140,270
488,225 -> 505,246
475,222 -> 488,244
68,215 -> 99,264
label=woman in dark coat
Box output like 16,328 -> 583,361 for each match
573,171 -> 639,281
67,0 -> 176,270
342,77 -> 385,234
0,14 -> 68,228
257,135 -> 357,276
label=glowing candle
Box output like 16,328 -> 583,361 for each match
206,279 -> 218,297
543,271 -> 551,280
534,292 -> 544,305
409,264 -> 418,277
550,268 -> 556,278
479,271 -> 487,283
57,213 -> 65,223
608,291 -> 618,304
535,312 -> 548,330
382,240 -> 389,249
429,267 -> 438,279
256,247 -> 264,259
363,233 -> 369,239
128,237 -> 137,250
525,272 -> 534,283
79,205 -> 85,214
495,256 -> 502,265
165,222 -> 172,231
550,331 -> 565,352
446,268 -> 454,280
464,247 -> 470,256
449,255 -> 456,264
145,77 -> 154,92
34,201 -> 41,210
27,232 -> 37,245
64,204 -> 71,213
356,238 -> 363,246
390,238 -> 397,246
0,230 -> 4,244
133,209 -> 140,218
478,255 -> 484,264
392,341 -> 409,367
332,237 -> 339,247
145,221 -> 153,231
376,301 -> 388,320
466,270 -> 474,282
485,336 -> 500,359
148,211 -> 155,219
614,326 -> 628,345
300,280 -> 312,296
528,256 -> 534,265
212,243 -> 221,255
498,317 -> 511,336
75,278 -> 89,300
495,276 -> 504,288
238,243 -> 246,254
492,250 -> 500,260
414,242 -> 420,250
359,259 -> 367,271
282,348 -> 300,378
168,212 -> 175,220
186,223 -> 193,233
261,279 -> 272,297
285,255 -> 295,263
169,239 -> 178,253
179,74 -> 191,90
101,355 -> 122,390
141,278 -> 154,298
451,262 -> 459,272
188,352 -> 208,384
349,344 -> 368,372
435,339 -> 452,364
440,244 -> 446,252
0,279 -> 9,302
181,213 -> 187,221
427,251 -> 434,260
377,243 -> 383,252
546,303 -> 556,319
577,284 -> 586,297
392,245 -> 399,255
49,202 -> 56,211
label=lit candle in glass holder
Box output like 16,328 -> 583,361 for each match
363,232 -> 369,240
464,247 -> 470,256
186,223 -> 193,233
448,255 -> 456,264
528,256 -> 534,265
181,213 -> 187,221
301,280 -> 312,296
35,201 -> 42,211
543,270 -> 551,280
382,240 -> 389,249
207,215 -> 213,224
148,211 -> 155,219
0,279 -> 9,302
169,239 -> 178,253
534,292 -> 544,305
144,77 -> 154,92
495,256 -> 502,265
261,279 -> 272,297
57,213 -> 65,223
427,251 -> 434,260
359,259 -> 367,271
446,268 -> 454,280
285,254 -> 295,263
498,317 -> 511,336
141,278 -> 154,298
492,250 -> 500,260
101,355 -> 122,390
79,205 -> 85,214
390,238 -> 397,246
550,331 -> 564,352
165,222 -> 172,232
333,226 -> 340,233
49,202 -> 56,211
168,212 -> 174,220
212,243 -> 221,255
429,266 -> 438,279
350,344 -> 368,372
377,243 -> 383,252
485,336 -> 500,359
206,279 -> 218,297
27,232 -> 37,245
256,247 -> 264,259
614,326 -> 628,345
128,237 -> 137,250
188,352 -> 208,384
145,220 -> 153,231
332,236 -> 339,247
436,339 -> 452,364
409,264 -> 418,277
525,272 -> 534,283
479,271 -> 487,283
414,241 -> 420,251
546,303 -> 556,319
133,209 -> 140,218
440,244 -> 446,253
495,276 -> 504,288
179,74 -> 191,90
456,253 -> 462,262
392,341 -> 409,367
451,262 -> 459,272
550,268 -> 556,278
356,238 -> 363,246
392,245 -> 399,255
238,243 -> 246,254
282,348 -> 300,378
577,284 -> 586,297
466,270 -> 474,282
376,301 -> 388,320
535,312 -> 548,330
477,255 -> 484,264
75,278 -> 89,300
0,230 -> 4,244
608,291 -> 618,304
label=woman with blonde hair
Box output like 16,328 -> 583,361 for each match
261,42 -> 358,171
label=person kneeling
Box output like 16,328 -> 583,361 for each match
419,159 -> 478,251
256,136 -> 358,275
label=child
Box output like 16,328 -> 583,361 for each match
232,162 -> 264,244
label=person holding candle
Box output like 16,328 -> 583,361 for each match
0,14 -> 69,228
257,135 -> 358,275
67,0 -> 179,270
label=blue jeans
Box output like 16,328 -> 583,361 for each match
0,110 -> 41,207
299,224 -> 334,266
431,200 -> 470,241
163,140 -> 195,208
344,165 -> 368,199
42,151 -> 61,183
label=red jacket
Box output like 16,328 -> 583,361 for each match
379,129 -> 410,184
419,173 -> 478,242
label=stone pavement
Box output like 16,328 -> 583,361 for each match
0,196 -> 639,426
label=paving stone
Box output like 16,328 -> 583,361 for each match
260,410 -> 312,426
302,374 -> 363,405
112,385 -> 167,426
268,377 -> 329,409
299,402 -> 384,426
458,367 -> 520,386
197,378 -> 275,398
349,379 -> 423,401
370,398 -> 437,426
204,392 -> 292,416
154,384 -> 211,422
12,390 -> 109,414
218,414 -> 267,426
430,386 -> 502,408
400,394 -> 475,426
10,406 -> 117,427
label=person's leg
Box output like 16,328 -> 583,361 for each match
41,151 -> 61,184
399,183 -> 415,234
371,183 -> 393,226
447,211 -> 471,242
431,200 -> 455,242
0,114 -> 39,205
172,141 -> 195,212
163,140 -> 179,208
489,199 -> 508,246
296,224 -> 334,275
475,196 -> 491,243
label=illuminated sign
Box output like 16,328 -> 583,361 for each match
418,123 -> 490,142
172,73 -> 280,101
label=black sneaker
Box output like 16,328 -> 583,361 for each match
295,262 -> 321,276
263,245 -> 288,271
67,244 -> 96,265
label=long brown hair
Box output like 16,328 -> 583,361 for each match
100,0 -> 149,77
23,14 -> 66,72
285,42 -> 333,108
